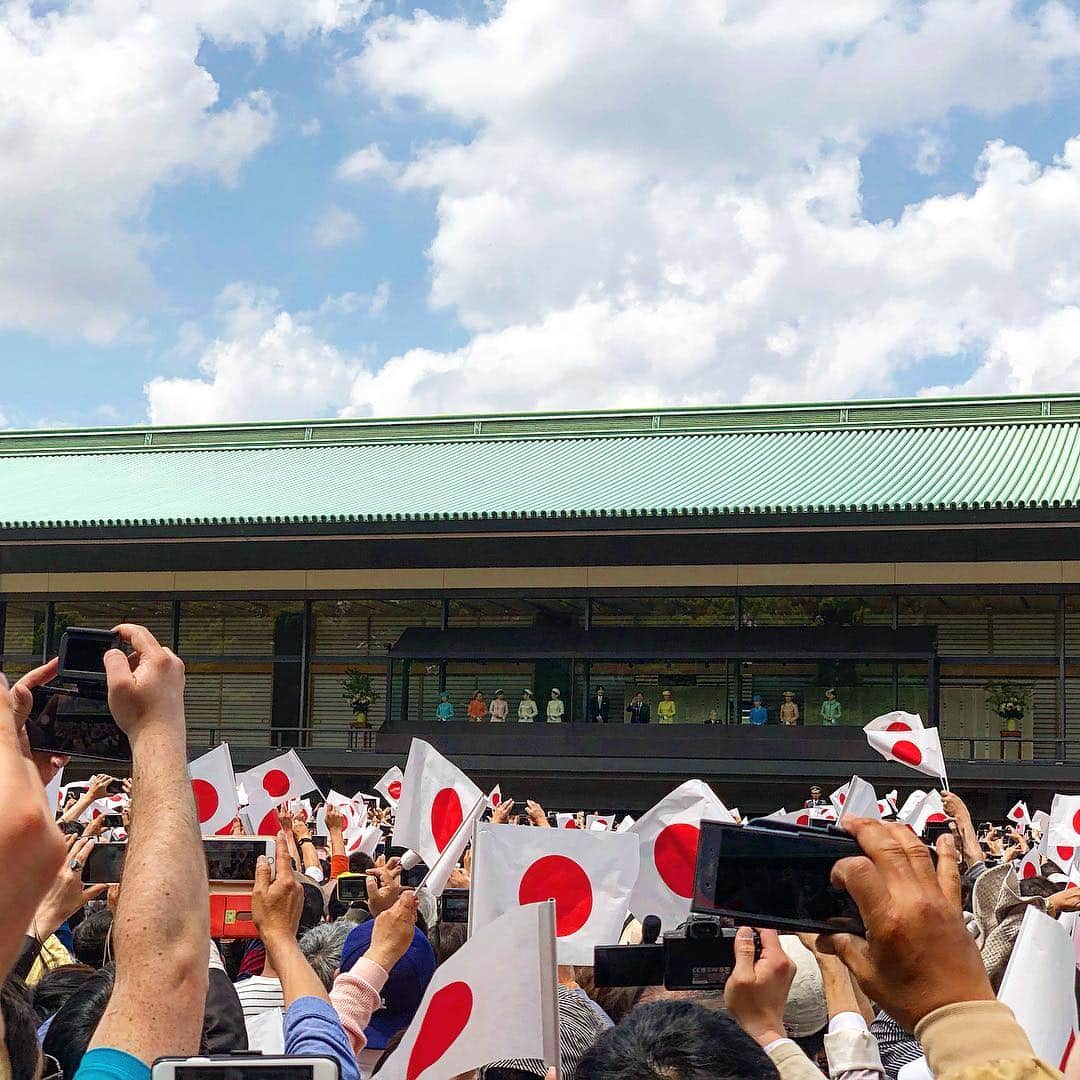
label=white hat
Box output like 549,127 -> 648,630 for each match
551,688 -> 561,696
778,936 -> 827,1038
522,689 -> 533,697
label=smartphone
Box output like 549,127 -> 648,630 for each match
335,874 -> 367,903
692,819 -> 865,935
98,813 -> 125,830
85,838 -> 274,884
440,888 -> 469,924
203,838 -> 275,883
26,687 -> 131,762
401,865 -> 427,890
151,1056 -> 339,1080
106,779 -> 127,796
58,628 -> 121,684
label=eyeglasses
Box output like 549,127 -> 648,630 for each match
41,1053 -> 63,1080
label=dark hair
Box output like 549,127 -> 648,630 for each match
348,853 -> 375,876
1020,875 -> 1061,900
429,921 -> 468,966
2,977 -> 40,1080
72,910 -> 113,969
576,1000 -> 779,1080
299,882 -> 326,934
43,967 -> 116,1080
32,964 -> 96,1024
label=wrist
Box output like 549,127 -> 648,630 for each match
748,1025 -> 787,1048
364,944 -> 401,972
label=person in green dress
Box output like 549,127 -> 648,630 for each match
820,687 -> 842,725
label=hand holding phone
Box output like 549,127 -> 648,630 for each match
251,832 -> 298,944
723,927 -> 796,1047
816,820 -> 993,1032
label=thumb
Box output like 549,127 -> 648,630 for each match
103,649 -> 133,693
255,854 -> 271,893
817,932 -> 872,987
732,925 -> 757,978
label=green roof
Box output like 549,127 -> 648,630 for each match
2,393 -> 1080,528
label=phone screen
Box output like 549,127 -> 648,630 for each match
26,688 -> 131,762
692,820 -> 865,935
203,840 -> 269,882
84,842 -> 127,884
61,631 -> 117,678
593,943 -> 664,988
336,875 -> 367,903
175,1068 -> 316,1080
440,889 -> 469,924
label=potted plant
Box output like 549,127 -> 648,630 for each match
342,669 -> 377,729
985,681 -> 1030,733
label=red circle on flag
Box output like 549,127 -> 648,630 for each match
258,807 -> 281,836
518,854 -> 593,936
796,813 -> 810,826
926,813 -> 947,824
837,792 -> 846,805
891,740 -> 923,767
491,791 -> 501,806
653,822 -> 700,899
886,721 -> 911,732
1072,810 -> 1080,835
1013,807 -> 1025,820
1021,859 -> 1038,880
191,779 -> 219,824
406,980 -> 473,1080
262,769 -> 290,799
388,780 -> 402,800
1058,846 -> 1075,865
431,788 -> 464,852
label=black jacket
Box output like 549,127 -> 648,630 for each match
588,695 -> 611,722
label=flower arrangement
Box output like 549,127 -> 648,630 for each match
985,681 -> 1030,730
342,668 -> 377,725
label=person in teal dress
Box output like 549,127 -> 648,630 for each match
435,693 -> 455,721
820,688 -> 842,725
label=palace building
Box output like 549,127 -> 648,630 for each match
5,392 -> 1080,816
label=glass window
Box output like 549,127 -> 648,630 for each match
900,595 -> 1057,656
179,600 -> 302,658
1,602 -> 46,659
741,595 -> 893,628
588,662 -> 735,724
51,600 -> 173,654
1063,597 -> 1080,656
939,664 -> 1058,761
308,666 -> 388,746
448,598 -> 585,628
738,660 -> 897,726
591,597 -> 735,628
184,670 -> 274,744
311,599 -> 441,657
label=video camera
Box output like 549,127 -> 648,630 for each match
594,914 -> 750,990
26,628 -> 132,761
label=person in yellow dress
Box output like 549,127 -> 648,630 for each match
657,689 -> 677,724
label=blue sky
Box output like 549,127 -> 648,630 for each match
5,0 -> 1080,429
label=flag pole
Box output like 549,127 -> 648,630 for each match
539,900 -> 562,1080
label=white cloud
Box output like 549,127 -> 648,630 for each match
148,0 -> 1080,422
146,283 -> 371,424
914,130 -> 945,176
300,117 -> 322,138
303,282 -> 391,318
0,0 -> 372,343
312,205 -> 363,248
336,142 -> 401,181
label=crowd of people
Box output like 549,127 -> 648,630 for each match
1,623 -> 1077,1079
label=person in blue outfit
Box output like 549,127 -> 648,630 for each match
748,694 -> 769,725
435,693 -> 455,721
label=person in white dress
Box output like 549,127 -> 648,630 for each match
489,689 -> 509,722
546,688 -> 565,723
518,689 -> 539,722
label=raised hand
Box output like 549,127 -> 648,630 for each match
525,799 -> 550,827
366,856 -> 404,916
252,831 -> 301,943
104,624 -> 186,744
365,891 -> 419,972
723,927 -> 795,1046
33,834 -> 108,939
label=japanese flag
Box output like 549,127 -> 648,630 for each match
616,815 -> 636,833
488,785 -> 502,810
899,790 -> 948,836
1047,795 -> 1080,867
587,814 -> 612,832
829,783 -> 849,815
1017,850 -> 1042,882
354,824 -> 384,860
375,766 -> 404,807
897,789 -> 928,821
376,902 -> 558,1080
863,710 -> 924,734
315,789 -> 367,853
420,793 -> 487,897
1008,800 -> 1032,830
998,906 -> 1078,1069
865,726 -> 947,781
837,776 -> 881,823
471,821 -> 639,964
765,809 -> 814,826
627,779 -> 734,931
555,813 -> 580,830
877,800 -> 895,819
189,744 -> 240,836
237,750 -> 320,836
45,768 -> 64,816
392,739 -> 483,867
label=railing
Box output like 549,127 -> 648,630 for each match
186,724 -> 1080,763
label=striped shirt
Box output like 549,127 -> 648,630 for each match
234,975 -> 285,1018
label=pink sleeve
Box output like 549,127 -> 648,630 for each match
329,958 -> 388,1057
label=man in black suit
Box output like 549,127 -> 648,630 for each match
587,685 -> 611,723
626,691 -> 651,724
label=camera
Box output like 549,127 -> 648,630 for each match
439,888 -> 469,924
594,915 -> 752,990
26,628 -> 132,761
335,873 -> 367,903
